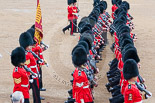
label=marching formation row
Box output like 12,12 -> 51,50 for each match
65,0 -> 152,103
11,25 -> 48,103
65,0 -> 112,103
106,0 -> 152,103
10,0 -> 152,103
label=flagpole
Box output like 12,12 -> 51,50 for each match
77,0 -> 79,9
37,0 -> 39,6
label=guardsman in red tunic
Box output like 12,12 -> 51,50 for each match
62,0 -> 73,35
111,0 -> 118,19
19,32 -> 41,103
72,46 -> 94,103
62,0 -> 78,36
123,59 -> 142,103
32,43 -> 45,91
27,28 -> 46,92
11,47 -> 30,103
121,46 -> 141,95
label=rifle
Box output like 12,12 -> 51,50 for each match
23,65 -> 37,77
88,55 -> 97,71
92,27 -> 100,34
105,12 -> 111,18
40,41 -> 49,50
138,75 -> 145,84
29,50 -> 49,67
135,81 -> 152,96
100,14 -> 117,32
83,68 -> 98,87
29,50 -> 43,62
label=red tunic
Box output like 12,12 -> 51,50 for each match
68,5 -> 74,20
118,58 -> 123,70
25,52 -> 38,75
72,68 -> 93,103
121,73 -> 140,95
12,67 -> 30,99
111,4 -> 118,19
89,50 -> 93,56
114,32 -> 119,46
25,51 -> 40,88
73,6 -> 78,19
124,83 -> 142,103
120,75 -> 128,94
32,44 -> 45,70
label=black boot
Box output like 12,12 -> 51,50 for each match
62,24 -> 70,34
62,28 -> 65,34
105,83 -> 111,92
68,89 -> 72,96
40,88 -> 46,91
40,96 -> 45,100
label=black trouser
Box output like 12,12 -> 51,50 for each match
24,99 -> 30,103
63,23 -> 70,32
63,19 -> 77,35
30,79 -> 41,103
73,19 -> 77,33
39,67 -> 43,89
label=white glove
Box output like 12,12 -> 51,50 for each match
29,79 -> 34,83
38,60 -> 44,64
32,73 -> 38,78
145,92 -> 152,99
45,63 -> 49,67
96,68 -> 99,74
44,45 -> 49,50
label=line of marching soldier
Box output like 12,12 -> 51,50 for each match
65,0 -> 113,103
11,25 -> 49,103
105,0 -> 152,103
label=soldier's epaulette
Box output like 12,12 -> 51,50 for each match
25,51 -> 28,55
78,71 -> 81,76
128,84 -> 131,89
15,67 -> 18,72
71,71 -> 74,76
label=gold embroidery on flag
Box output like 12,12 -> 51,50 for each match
34,30 -> 42,44
36,3 -> 41,24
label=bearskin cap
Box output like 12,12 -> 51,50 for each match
19,32 -> 34,49
123,59 -> 139,80
11,47 -> 26,66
